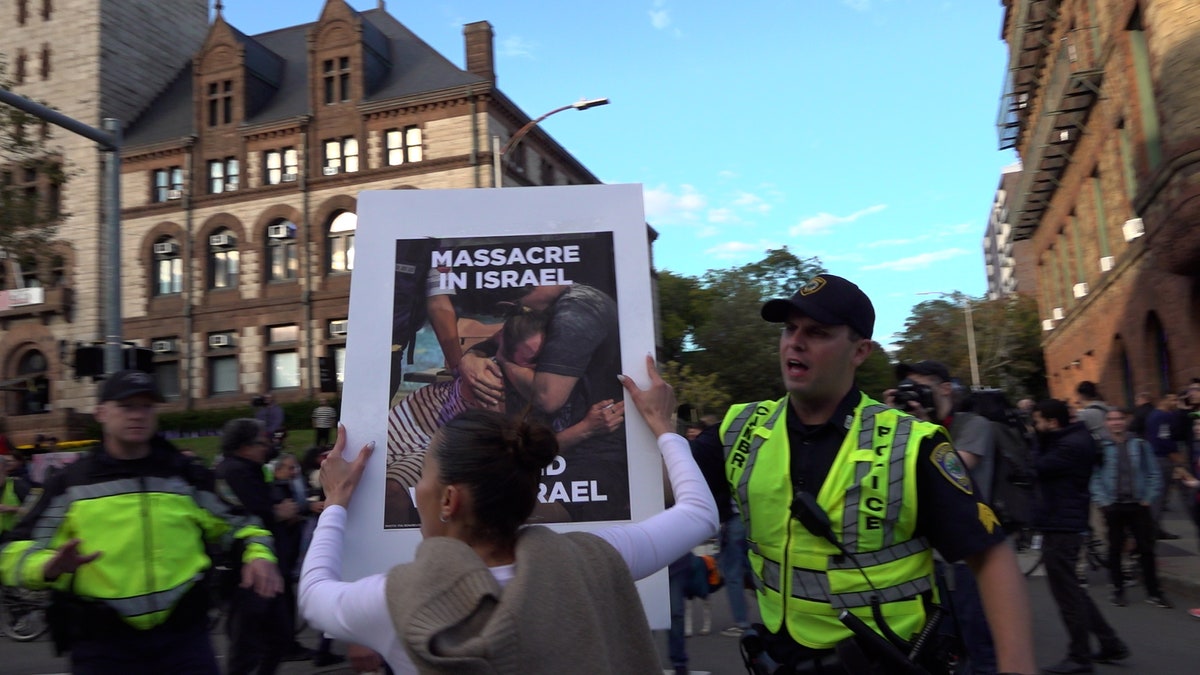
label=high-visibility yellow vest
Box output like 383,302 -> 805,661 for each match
722,394 -> 939,649
0,479 -> 20,532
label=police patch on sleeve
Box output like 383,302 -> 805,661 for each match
930,442 -> 973,495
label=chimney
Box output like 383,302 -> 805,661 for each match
463,21 -> 495,83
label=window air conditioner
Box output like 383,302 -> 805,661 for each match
166,189 -> 183,200
208,334 -> 232,348
1073,282 -> 1089,298
1042,319 -> 1054,331
267,224 -> 295,239
153,242 -> 178,256
209,233 -> 233,248
151,339 -> 176,354
281,172 -> 298,182
322,166 -> 339,176
224,182 -> 239,192
1099,256 -> 1115,272
1122,218 -> 1144,242
1058,129 -> 1071,142
1052,307 -> 1065,320
0,249 -> 7,259
329,320 -> 349,336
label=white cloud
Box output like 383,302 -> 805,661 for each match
790,204 -> 886,236
643,184 -> 708,223
861,248 -> 970,271
707,208 -> 737,224
697,225 -> 720,238
732,191 -> 771,214
704,239 -> 781,260
865,233 -> 933,248
718,169 -> 739,180
649,0 -> 671,30
499,36 -> 535,58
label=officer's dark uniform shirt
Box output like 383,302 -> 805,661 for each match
691,387 -> 1005,563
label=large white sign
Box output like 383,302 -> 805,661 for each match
339,184 -> 669,626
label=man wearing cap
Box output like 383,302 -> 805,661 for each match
690,275 -> 1035,674
890,360 -> 998,675
0,370 -> 283,674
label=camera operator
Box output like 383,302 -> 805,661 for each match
888,361 -> 998,675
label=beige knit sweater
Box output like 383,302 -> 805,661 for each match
385,526 -> 662,674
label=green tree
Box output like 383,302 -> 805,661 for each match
856,342 -> 896,401
893,294 -> 1046,400
660,360 -> 731,420
688,248 -> 825,403
0,56 -> 66,261
656,270 -> 713,363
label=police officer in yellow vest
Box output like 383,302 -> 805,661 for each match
0,370 -> 284,674
690,275 -> 1035,674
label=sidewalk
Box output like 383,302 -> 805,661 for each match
1153,503 -> 1200,603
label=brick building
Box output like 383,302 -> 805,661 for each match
1,0 -> 602,442
997,0 -> 1200,405
983,162 -> 1038,300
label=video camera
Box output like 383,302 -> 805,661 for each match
251,396 -> 267,408
893,379 -> 936,418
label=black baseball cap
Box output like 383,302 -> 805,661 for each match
761,274 -> 875,339
895,360 -> 952,383
99,369 -> 164,402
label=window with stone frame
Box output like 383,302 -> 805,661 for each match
153,235 -> 183,295
17,0 -> 28,25
41,0 -> 51,21
39,44 -> 50,80
322,57 -> 351,104
153,358 -> 181,400
385,126 -> 423,166
206,80 -> 234,127
322,137 -> 359,174
15,49 -> 27,84
209,353 -> 239,395
266,324 -> 300,389
264,147 -> 299,185
266,220 -> 298,282
327,211 -> 356,273
207,228 -> 239,289
152,166 -> 184,203
207,157 -> 239,194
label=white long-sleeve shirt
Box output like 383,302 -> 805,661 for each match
299,432 -> 718,674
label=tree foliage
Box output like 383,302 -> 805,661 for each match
0,56 -> 66,260
892,294 -> 1046,400
660,360 -> 731,420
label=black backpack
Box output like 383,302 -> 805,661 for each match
966,389 -> 1035,530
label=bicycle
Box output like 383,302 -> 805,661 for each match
1009,528 -> 1109,579
0,585 -> 50,642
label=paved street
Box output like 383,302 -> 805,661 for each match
5,509 -> 1198,674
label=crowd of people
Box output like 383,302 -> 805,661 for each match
2,270 -> 1199,675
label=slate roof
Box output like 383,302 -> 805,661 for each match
124,8 -> 487,149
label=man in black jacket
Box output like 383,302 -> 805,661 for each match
216,418 -> 300,675
1031,399 -> 1128,674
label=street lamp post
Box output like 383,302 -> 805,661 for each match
492,97 -> 609,187
918,291 -> 981,388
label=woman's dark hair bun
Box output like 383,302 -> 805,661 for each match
506,418 -> 558,471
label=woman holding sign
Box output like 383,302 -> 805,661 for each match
299,356 -> 717,674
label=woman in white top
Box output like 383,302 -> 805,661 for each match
299,356 -> 719,674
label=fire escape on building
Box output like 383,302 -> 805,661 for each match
996,0 -> 1104,242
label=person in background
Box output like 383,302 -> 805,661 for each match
1129,392 -> 1155,437
1090,408 -> 1168,609
311,398 -> 338,449
1145,393 -> 1187,540
0,455 -> 32,535
255,393 -> 286,438
1031,399 -> 1129,673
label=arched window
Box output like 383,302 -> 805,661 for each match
153,235 -> 182,295
328,211 -> 356,273
16,350 -> 50,415
1147,312 -> 1171,394
208,227 -> 239,289
266,219 -> 298,282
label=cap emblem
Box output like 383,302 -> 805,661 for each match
799,277 -> 826,296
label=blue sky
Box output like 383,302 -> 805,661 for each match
226,0 -> 1018,349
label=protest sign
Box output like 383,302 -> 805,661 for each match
338,184 -> 668,625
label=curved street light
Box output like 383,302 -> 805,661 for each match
492,97 -> 610,187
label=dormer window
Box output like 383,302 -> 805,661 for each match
207,80 -> 233,127
323,57 -> 351,104
207,157 -> 239,194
